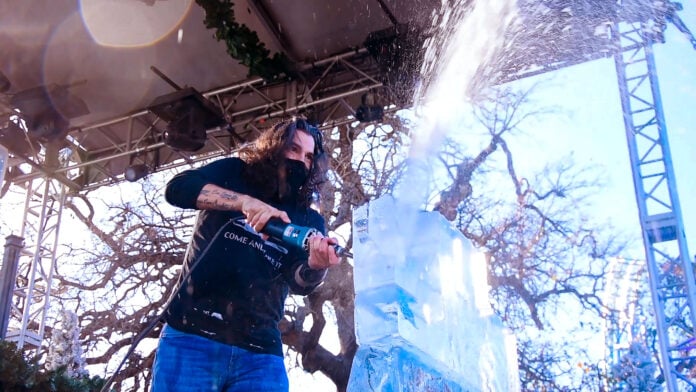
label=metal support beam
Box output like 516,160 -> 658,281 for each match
6,49 -> 381,191
5,151 -> 66,350
613,20 -> 696,391
247,0 -> 298,61
0,235 -> 24,339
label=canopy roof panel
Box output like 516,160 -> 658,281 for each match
0,0 -> 673,191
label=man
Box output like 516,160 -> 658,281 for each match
151,118 -> 341,391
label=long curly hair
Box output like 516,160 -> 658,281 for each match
239,117 -> 328,208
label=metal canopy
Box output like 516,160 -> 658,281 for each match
1,0 -> 661,192
0,0 -> 443,191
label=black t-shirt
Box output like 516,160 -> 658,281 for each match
163,157 -> 326,356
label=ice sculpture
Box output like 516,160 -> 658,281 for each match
347,196 -> 519,391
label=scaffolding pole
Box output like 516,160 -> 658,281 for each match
613,19 -> 696,391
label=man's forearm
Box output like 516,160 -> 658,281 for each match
197,184 -> 290,233
196,184 -> 248,211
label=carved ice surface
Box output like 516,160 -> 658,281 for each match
348,196 -> 519,392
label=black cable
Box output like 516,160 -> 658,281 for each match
375,0 -> 399,26
98,219 -> 233,392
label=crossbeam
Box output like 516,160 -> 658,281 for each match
7,49 -> 384,191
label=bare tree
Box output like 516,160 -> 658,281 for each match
52,180 -> 191,391
435,87 -> 628,389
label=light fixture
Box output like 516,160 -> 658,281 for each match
0,120 -> 41,156
9,85 -> 89,143
147,87 -> 226,152
355,92 -> 384,123
124,164 -> 150,182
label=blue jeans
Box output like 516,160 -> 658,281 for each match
151,324 -> 289,392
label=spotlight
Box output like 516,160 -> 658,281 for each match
355,93 -> 384,123
0,120 -> 41,156
124,164 -> 150,182
9,85 -> 89,143
147,87 -> 226,152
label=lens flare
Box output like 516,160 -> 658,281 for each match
42,11 -> 158,122
79,0 -> 193,48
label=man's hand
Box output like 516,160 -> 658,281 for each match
240,196 -> 290,233
307,234 -> 341,269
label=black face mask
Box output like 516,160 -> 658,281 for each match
282,158 -> 309,198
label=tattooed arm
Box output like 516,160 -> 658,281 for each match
196,184 -> 290,231
195,184 -> 246,211
165,158 -> 290,232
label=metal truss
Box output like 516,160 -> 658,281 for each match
612,20 -> 696,391
7,48 -> 386,193
4,148 -> 66,351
